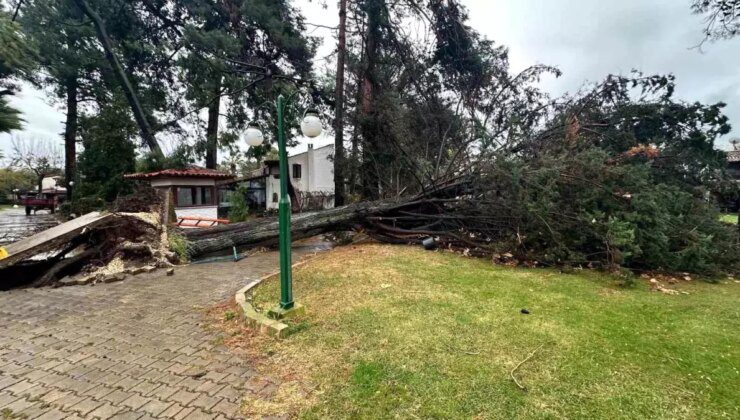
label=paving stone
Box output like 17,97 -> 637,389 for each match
210,399 -> 241,419
120,393 -> 154,410
0,376 -> 21,391
5,380 -> 37,397
2,396 -> 38,414
195,381 -> 225,397
39,388 -> 75,405
172,406 -> 196,420
0,248 -> 323,420
69,397 -> 104,416
128,380 -> 160,397
211,386 -> 242,403
189,393 -> 222,410
88,401 -> 125,419
81,383 -> 117,400
20,368 -> 51,382
109,410 -> 144,420
52,392 -> 86,411
34,408 -> 70,420
102,389 -> 137,405
158,403 -> 188,419
182,408 -> 218,420
0,391 -> 20,408
139,398 -> 174,417
202,371 -> 229,383
147,384 -> 179,400
168,389 -> 200,406
21,383 -> 53,400
112,376 -> 142,392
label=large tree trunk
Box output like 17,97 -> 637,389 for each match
205,79 -> 221,169
72,0 -> 164,160
182,180 -> 469,257
64,77 -> 78,200
333,0 -> 348,207
359,0 -> 381,200
183,196 -> 413,257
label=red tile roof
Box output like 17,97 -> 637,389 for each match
124,168 -> 234,180
728,150 -> 740,163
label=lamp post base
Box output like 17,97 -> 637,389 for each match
267,303 -> 305,320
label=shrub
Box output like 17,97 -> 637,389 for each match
168,231 -> 189,263
228,184 -> 250,223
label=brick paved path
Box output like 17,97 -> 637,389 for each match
0,247 -> 321,419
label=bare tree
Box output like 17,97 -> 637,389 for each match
9,137 -> 63,195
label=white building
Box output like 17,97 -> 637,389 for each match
264,144 -> 335,211
125,168 -> 233,224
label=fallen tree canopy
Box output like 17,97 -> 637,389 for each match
184,148 -> 740,276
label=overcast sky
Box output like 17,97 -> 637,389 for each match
2,0 -> 739,160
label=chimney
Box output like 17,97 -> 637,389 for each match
308,143 -> 314,150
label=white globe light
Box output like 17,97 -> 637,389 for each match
243,124 -> 264,147
300,112 -> 323,138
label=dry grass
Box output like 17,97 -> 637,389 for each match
209,243 -> 740,419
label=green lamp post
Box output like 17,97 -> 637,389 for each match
243,94 -> 323,316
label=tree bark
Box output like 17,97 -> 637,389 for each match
64,78 -> 78,200
359,0 -> 381,200
205,78 -> 221,169
72,0 -> 164,160
183,196 -> 415,257
333,0 -> 348,207
182,180 -> 470,257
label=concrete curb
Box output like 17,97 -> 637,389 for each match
234,254 -> 321,338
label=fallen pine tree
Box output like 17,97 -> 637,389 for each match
183,146 -> 740,276
181,180 -> 473,257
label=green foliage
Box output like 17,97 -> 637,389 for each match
223,311 -> 235,321
135,144 -> 195,173
228,184 -> 250,223
720,213 -> 738,224
60,196 -> 106,216
168,231 -> 189,263
0,11 -> 35,133
76,100 -> 137,202
0,168 -> 35,203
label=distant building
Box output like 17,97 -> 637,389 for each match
728,150 -> 740,181
219,144 -> 335,214
125,168 -> 233,222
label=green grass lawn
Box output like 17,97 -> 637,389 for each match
719,213 -> 738,224
246,244 -> 739,419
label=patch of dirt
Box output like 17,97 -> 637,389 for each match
205,301 -> 319,418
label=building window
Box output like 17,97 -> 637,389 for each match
175,186 -> 214,207
272,192 -> 278,203
292,164 -> 302,179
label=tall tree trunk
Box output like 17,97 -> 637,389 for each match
64,78 -> 78,200
205,79 -> 221,169
359,0 -> 381,200
72,0 -> 164,160
349,123 -> 359,195
333,0 -> 348,207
